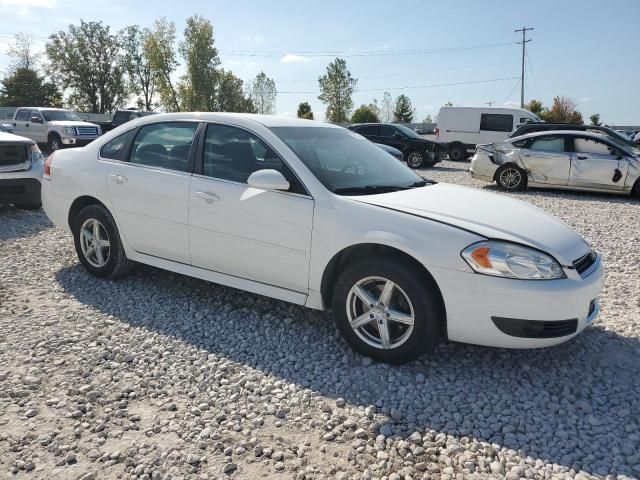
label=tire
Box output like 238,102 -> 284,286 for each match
72,204 -> 134,278
448,144 -> 466,162
48,133 -> 62,153
405,150 -> 424,169
496,164 -> 527,191
633,179 -> 640,199
14,202 -> 42,210
332,256 -> 444,364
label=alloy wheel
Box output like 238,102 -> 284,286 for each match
499,168 -> 522,189
346,276 -> 415,350
79,218 -> 111,268
407,151 -> 423,168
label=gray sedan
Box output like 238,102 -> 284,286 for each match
470,130 -> 640,197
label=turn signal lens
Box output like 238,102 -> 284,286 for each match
470,247 -> 491,268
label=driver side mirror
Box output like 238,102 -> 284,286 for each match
247,169 -> 290,191
30,116 -> 43,124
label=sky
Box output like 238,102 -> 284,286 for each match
0,0 -> 639,124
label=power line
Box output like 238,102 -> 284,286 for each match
514,26 -> 533,108
502,78 -> 521,105
525,49 -> 541,100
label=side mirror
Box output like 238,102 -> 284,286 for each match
30,116 -> 43,124
247,169 -> 290,191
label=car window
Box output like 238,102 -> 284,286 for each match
529,136 -> 565,153
129,122 -> 198,172
15,109 -> 29,121
29,110 -> 42,121
202,124 -> 306,194
480,114 -> 513,132
358,125 -> 379,136
573,137 -> 616,156
379,125 -> 400,138
519,117 -> 532,124
100,129 -> 136,160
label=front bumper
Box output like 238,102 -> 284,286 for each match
0,161 -> 43,206
61,137 -> 98,147
429,258 -> 604,348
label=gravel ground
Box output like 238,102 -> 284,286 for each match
1,160 -> 639,480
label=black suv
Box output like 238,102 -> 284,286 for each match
510,123 -> 635,148
348,123 -> 446,168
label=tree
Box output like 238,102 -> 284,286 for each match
0,68 -> 61,107
121,25 -> 156,111
247,71 -> 276,114
444,101 -> 454,106
543,96 -> 583,124
393,94 -> 415,123
297,101 -> 314,120
46,20 -> 128,113
590,113 -> 602,126
7,33 -> 41,71
380,91 -> 393,122
318,58 -> 357,123
351,104 -> 380,123
213,70 -> 254,113
526,99 -> 544,117
144,17 -> 180,112
423,114 -> 433,123
179,14 -> 220,111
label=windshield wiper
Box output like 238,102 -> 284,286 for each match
334,181 -> 430,195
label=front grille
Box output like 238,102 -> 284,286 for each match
574,251 -> 597,276
76,126 -> 98,136
492,317 -> 578,338
0,144 -> 29,167
0,160 -> 31,173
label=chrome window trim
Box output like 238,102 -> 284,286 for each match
191,172 -> 313,200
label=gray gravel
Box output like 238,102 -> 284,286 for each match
1,160 -> 639,479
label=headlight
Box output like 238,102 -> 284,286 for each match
461,241 -> 565,280
63,127 -> 75,136
29,145 -> 43,163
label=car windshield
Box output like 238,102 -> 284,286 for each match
601,134 -> 640,156
394,124 -> 422,139
271,126 -> 427,194
41,110 -> 82,122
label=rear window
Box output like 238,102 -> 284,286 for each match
357,125 -> 379,136
530,136 -> 565,152
480,114 -> 513,132
100,129 -> 136,160
0,144 -> 29,166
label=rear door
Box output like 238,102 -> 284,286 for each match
479,113 -> 514,144
518,135 -> 571,185
354,125 -> 380,141
103,121 -> 200,264
568,136 -> 630,190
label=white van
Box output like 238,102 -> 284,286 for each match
435,106 -> 541,161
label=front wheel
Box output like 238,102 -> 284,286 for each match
332,257 -> 444,364
496,164 -> 527,191
48,133 -> 61,153
405,150 -> 424,169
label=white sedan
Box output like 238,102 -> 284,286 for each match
42,113 -> 603,363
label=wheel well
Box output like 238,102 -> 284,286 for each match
68,196 -> 108,230
320,243 -> 447,338
448,141 -> 464,152
48,131 -> 61,140
493,162 -> 524,181
632,177 -> 640,198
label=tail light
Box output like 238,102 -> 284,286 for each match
435,127 -> 440,139
43,152 -> 54,179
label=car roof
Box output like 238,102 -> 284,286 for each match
0,131 -> 35,144
509,130 -> 624,141
16,107 -> 65,111
133,112 -> 342,129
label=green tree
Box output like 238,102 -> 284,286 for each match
393,94 -> 415,123
380,91 -> 393,122
179,14 -> 219,111
444,101 -> 454,106
247,71 -> 276,114
318,58 -> 357,123
589,113 -> 602,126
122,25 -> 156,111
0,68 -> 61,107
297,101 -> 314,120
423,114 -> 433,123
46,20 -> 128,113
144,17 -> 180,112
351,104 -> 380,123
526,99 -> 544,117
214,70 -> 255,112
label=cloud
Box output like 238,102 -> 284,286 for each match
0,0 -> 55,6
578,97 -> 591,103
503,101 -> 520,107
281,53 -> 310,64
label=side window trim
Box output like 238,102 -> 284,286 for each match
196,121 -> 312,197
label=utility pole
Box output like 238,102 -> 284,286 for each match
485,101 -> 495,107
515,26 -> 533,108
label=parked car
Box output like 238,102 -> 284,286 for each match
42,113 -> 603,364
413,127 -> 426,135
1,123 -> 15,134
375,143 -> 403,161
470,130 -> 640,196
511,123 -> 636,149
94,109 -> 157,133
11,107 -> 101,151
435,106 -> 541,161
348,123 -> 446,168
0,131 -> 45,209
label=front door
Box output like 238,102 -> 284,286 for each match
29,110 -> 47,144
189,123 -> 314,292
12,109 -> 30,137
104,121 -> 199,264
568,136 -> 630,190
519,134 -> 571,185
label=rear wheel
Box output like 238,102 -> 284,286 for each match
72,204 -> 134,278
448,143 -> 466,162
496,164 -> 527,191
332,256 -> 443,364
405,150 -> 424,169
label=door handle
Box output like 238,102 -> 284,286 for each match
196,191 -> 220,204
12,123 -> 16,126
26,124 -> 29,127
108,174 -> 127,185
576,155 -> 588,160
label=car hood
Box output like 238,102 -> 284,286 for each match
0,131 -> 34,145
49,120 -> 99,128
350,183 -> 590,265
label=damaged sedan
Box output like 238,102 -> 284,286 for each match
470,130 -> 640,197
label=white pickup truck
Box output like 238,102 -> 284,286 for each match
11,107 -> 102,152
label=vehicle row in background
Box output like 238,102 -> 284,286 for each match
348,123 -> 446,168
470,130 -> 640,197
93,109 -> 157,133
0,131 -> 44,209
510,122 -> 637,148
